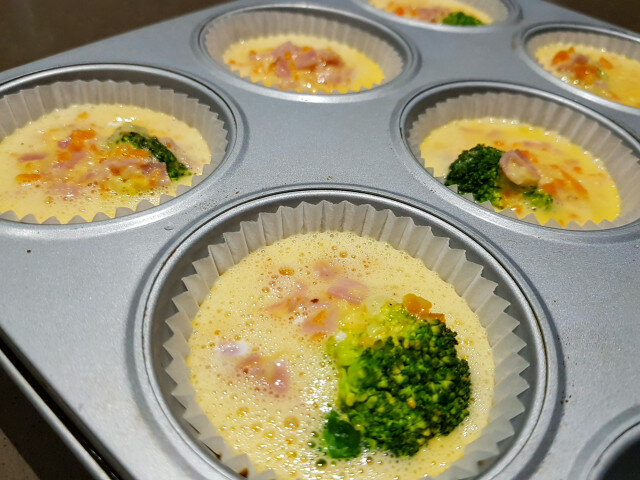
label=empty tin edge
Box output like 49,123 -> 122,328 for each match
0,63 -> 244,234
132,186 -> 558,480
352,0 -> 521,32
393,80 -> 640,239
194,2 -> 419,103
517,22 -> 640,116
569,407 -> 640,480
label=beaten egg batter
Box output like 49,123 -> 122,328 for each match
223,34 -> 384,94
187,231 -> 494,479
420,118 -> 620,226
0,104 -> 211,222
535,43 -> 640,108
369,0 -> 491,24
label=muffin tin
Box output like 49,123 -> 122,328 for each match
0,0 -> 638,479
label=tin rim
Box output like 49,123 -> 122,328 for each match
136,188 -> 555,479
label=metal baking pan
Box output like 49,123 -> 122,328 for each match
0,0 -> 638,478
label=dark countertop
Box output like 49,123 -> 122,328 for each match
0,0 -> 637,73
0,1 -> 637,479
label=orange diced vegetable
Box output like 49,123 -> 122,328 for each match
16,173 -> 42,184
598,57 -> 613,69
552,50 -> 570,65
403,293 -> 433,320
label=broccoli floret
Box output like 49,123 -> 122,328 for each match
523,187 -> 553,210
109,125 -> 189,180
445,144 -> 504,207
323,410 -> 362,459
321,300 -> 471,459
442,11 -> 483,26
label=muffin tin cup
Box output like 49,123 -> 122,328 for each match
406,90 -> 640,230
524,24 -> 640,112
161,199 -> 530,480
203,7 -> 404,94
0,79 -> 229,224
363,0 -> 510,29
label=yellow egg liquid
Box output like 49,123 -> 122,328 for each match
369,0 -> 492,24
536,43 -> 640,108
419,118 -> 620,226
223,34 -> 385,94
187,231 -> 494,479
0,104 -> 211,223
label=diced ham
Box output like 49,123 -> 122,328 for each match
18,153 -> 47,162
313,260 -> 337,279
270,359 -> 289,394
416,6 -> 449,22
272,41 -> 301,59
57,137 -> 71,149
235,353 -> 290,395
275,58 -> 292,78
236,353 -> 265,378
327,277 -> 368,305
141,162 -> 171,185
317,49 -> 343,67
294,49 -> 318,69
499,149 -> 540,187
50,183 -> 82,198
218,341 -> 250,357
301,303 -> 338,335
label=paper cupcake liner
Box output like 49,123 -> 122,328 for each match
526,28 -> 640,110
203,10 -> 404,94
367,0 -> 509,25
527,29 -> 640,64
163,200 -> 530,480
407,91 -> 640,230
0,80 -> 228,224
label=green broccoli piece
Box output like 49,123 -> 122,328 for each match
442,11 -> 483,26
109,125 -> 189,180
523,187 -> 553,210
321,302 -> 471,459
322,410 -> 362,459
445,144 -> 504,207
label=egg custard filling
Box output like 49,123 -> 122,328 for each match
535,43 -> 640,108
419,117 -> 620,226
0,104 -> 211,222
187,231 -> 494,479
370,0 -> 490,25
223,34 -> 384,94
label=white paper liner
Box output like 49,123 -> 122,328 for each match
407,91 -> 640,230
203,10 -> 404,94
163,200 -> 530,480
0,80 -> 228,224
367,0 -> 509,25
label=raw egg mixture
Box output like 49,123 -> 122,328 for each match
187,231 -> 494,479
223,34 -> 385,94
369,0 -> 491,24
536,43 -> 640,108
420,118 -> 620,226
0,104 -> 211,222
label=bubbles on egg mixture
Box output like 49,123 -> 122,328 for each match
186,231 -> 494,479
